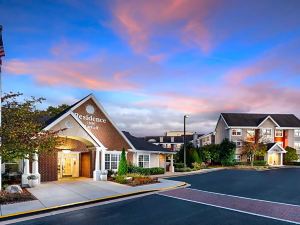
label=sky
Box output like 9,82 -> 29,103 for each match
0,0 -> 300,136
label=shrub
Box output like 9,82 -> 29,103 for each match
128,166 -> 164,175
107,170 -> 116,178
192,162 -> 202,170
131,177 -> 158,186
285,162 -> 300,166
253,160 -> 267,166
174,163 -> 184,168
175,167 -> 193,172
284,146 -> 299,163
118,148 -> 128,176
115,175 -> 128,184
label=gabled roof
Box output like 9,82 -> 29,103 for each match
221,113 -> 300,128
123,131 -> 174,153
266,143 -> 286,153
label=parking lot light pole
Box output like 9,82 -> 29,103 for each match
184,115 -> 189,168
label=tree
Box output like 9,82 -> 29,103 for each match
219,139 -> 236,166
200,144 -> 220,164
176,143 -> 201,167
118,148 -> 128,175
0,92 -> 62,162
284,146 -> 299,163
240,132 -> 267,167
44,104 -> 70,118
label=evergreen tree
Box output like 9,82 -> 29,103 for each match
118,148 -> 128,175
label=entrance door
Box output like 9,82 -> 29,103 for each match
58,152 -> 80,179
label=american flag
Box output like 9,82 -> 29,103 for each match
0,25 -> 5,59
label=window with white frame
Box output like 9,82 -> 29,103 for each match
295,129 -> 300,137
262,128 -> 272,140
232,129 -> 242,136
235,155 -> 241,162
105,153 -> 120,170
235,141 -> 242,148
294,142 -> 300,150
275,129 -> 283,137
138,154 -> 150,168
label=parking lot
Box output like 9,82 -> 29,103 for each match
8,168 -> 300,225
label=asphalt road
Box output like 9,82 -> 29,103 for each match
12,194 -> 292,225
169,168 -> 300,205
10,168 -> 300,225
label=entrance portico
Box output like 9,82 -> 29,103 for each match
266,143 -> 287,166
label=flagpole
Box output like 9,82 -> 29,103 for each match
0,25 -> 4,190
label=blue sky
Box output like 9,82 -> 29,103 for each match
1,0 -> 300,136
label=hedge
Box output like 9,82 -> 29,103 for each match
174,163 -> 184,168
128,166 -> 165,175
285,162 -> 300,166
175,167 -> 194,172
253,160 -> 267,166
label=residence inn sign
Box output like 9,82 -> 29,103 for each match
74,104 -> 107,130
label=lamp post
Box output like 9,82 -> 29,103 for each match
183,115 -> 189,168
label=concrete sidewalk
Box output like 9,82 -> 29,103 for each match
0,178 -> 185,217
151,167 -> 224,179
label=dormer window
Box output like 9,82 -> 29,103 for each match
232,129 -> 242,136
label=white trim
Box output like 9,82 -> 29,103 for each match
275,129 -> 283,137
129,149 -> 176,154
137,153 -> 150,168
70,112 -> 106,149
43,95 -> 91,131
294,129 -> 300,137
267,143 -> 286,153
257,115 -> 280,128
231,128 -> 242,136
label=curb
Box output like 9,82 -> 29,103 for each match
155,168 -> 224,179
0,182 -> 188,221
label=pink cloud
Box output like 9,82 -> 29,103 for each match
110,0 -> 219,55
4,59 -> 138,91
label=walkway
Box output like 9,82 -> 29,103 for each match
159,188 -> 300,224
0,178 -> 184,217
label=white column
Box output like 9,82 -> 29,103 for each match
157,154 -> 160,167
93,147 -> 101,181
170,154 -> 174,173
136,152 -> 139,166
22,155 -> 31,186
280,153 -> 283,166
32,153 -> 40,184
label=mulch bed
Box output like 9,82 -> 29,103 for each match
110,176 -> 160,186
0,188 -> 36,205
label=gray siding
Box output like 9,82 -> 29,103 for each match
215,117 -> 229,144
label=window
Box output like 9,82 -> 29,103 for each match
294,142 -> 300,150
246,129 -> 255,141
232,129 -> 242,136
138,154 -> 150,168
235,141 -> 242,147
159,137 -> 164,142
275,129 -> 283,137
262,128 -> 272,139
295,129 -> 300,137
105,153 -> 120,170
235,155 -> 241,162
171,137 -> 174,142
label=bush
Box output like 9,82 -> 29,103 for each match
175,167 -> 193,172
192,162 -> 202,170
174,163 -> 184,168
219,139 -> 236,166
115,175 -> 128,184
118,148 -> 128,176
127,166 -> 164,175
253,160 -> 267,166
284,162 -> 300,166
284,146 -> 299,163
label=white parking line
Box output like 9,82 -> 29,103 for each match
186,187 -> 300,208
158,193 -> 299,225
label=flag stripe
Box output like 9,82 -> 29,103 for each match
0,25 -> 5,57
